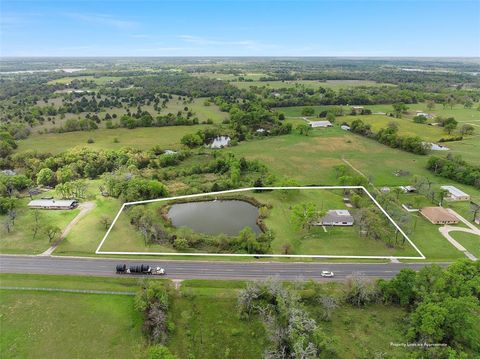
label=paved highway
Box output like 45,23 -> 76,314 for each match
0,255 -> 445,281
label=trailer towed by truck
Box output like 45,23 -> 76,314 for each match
116,264 -> 165,275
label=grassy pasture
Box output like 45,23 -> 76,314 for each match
0,289 -> 144,359
16,125 -> 207,154
450,231 -> 480,258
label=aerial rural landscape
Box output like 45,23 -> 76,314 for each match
1,1 -> 480,358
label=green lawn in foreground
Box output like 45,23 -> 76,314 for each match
15,125 -> 208,154
450,231 -> 480,258
0,290 -> 144,359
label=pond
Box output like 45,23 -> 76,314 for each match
167,200 -> 261,236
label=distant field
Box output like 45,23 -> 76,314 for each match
16,125 -> 208,154
191,72 -> 266,81
47,75 -> 124,85
341,114 -> 446,142
232,79 -> 394,90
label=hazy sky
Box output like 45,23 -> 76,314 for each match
1,0 -> 479,57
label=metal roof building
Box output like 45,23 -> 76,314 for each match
313,209 -> 354,226
28,199 -> 78,210
441,186 -> 470,201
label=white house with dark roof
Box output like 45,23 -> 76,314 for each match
312,210 -> 354,226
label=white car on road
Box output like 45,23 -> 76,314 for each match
321,270 -> 334,277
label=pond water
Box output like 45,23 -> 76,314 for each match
167,200 -> 261,236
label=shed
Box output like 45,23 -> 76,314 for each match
28,199 -> 78,210
313,210 -> 354,226
210,136 -> 231,149
309,120 -> 332,128
440,185 -> 470,201
420,207 -> 459,225
400,186 -> 416,193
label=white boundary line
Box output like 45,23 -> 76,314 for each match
96,186 -> 426,260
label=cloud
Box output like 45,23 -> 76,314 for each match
65,12 -> 137,30
177,35 -> 278,51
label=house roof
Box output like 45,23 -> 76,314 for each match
28,199 -> 77,207
319,210 -> 354,223
441,185 -> 469,198
309,120 -> 332,127
420,207 -> 459,223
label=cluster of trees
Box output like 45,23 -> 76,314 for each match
0,131 -> 18,158
102,173 -> 168,202
55,180 -> 88,199
350,120 -> 430,155
117,112 -> 205,130
427,155 -> 480,189
378,260 -> 480,357
135,281 -> 175,348
238,278 -> 336,358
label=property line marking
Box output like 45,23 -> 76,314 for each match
96,186 -> 425,260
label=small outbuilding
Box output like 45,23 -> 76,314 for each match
309,120 -> 333,128
441,185 -> 470,201
420,207 -> 459,225
210,136 -> 231,149
400,186 -> 416,193
340,125 -> 351,131
313,210 -> 354,226
28,199 -> 78,210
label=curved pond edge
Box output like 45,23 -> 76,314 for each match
159,194 -> 270,235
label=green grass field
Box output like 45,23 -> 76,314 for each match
450,231 -> 480,258
16,125 -> 207,154
0,274 -> 415,359
0,274 -> 145,359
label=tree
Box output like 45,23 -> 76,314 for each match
344,273 -> 378,306
392,103 -> 409,118
99,216 -> 111,230
291,202 -> 318,231
460,124 -> 474,135
326,112 -> 336,123
426,100 -> 435,111
147,345 -> 178,359
44,225 -> 61,242
470,202 -> 480,222
301,107 -> 315,116
36,168 -> 56,186
378,268 -> 417,306
296,123 -> 312,136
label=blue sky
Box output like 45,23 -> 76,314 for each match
1,0 -> 479,57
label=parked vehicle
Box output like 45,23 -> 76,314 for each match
321,270 -> 334,277
116,264 -> 166,275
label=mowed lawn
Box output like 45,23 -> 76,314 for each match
0,195 -> 79,254
450,231 -> 480,258
16,125 -> 207,154
0,290 -> 144,359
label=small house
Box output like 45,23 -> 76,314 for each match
351,106 -> 364,114
210,136 -> 231,149
420,207 -> 459,225
400,186 -> 416,193
441,186 -> 470,201
309,120 -> 332,128
313,210 -> 354,226
28,199 -> 78,210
